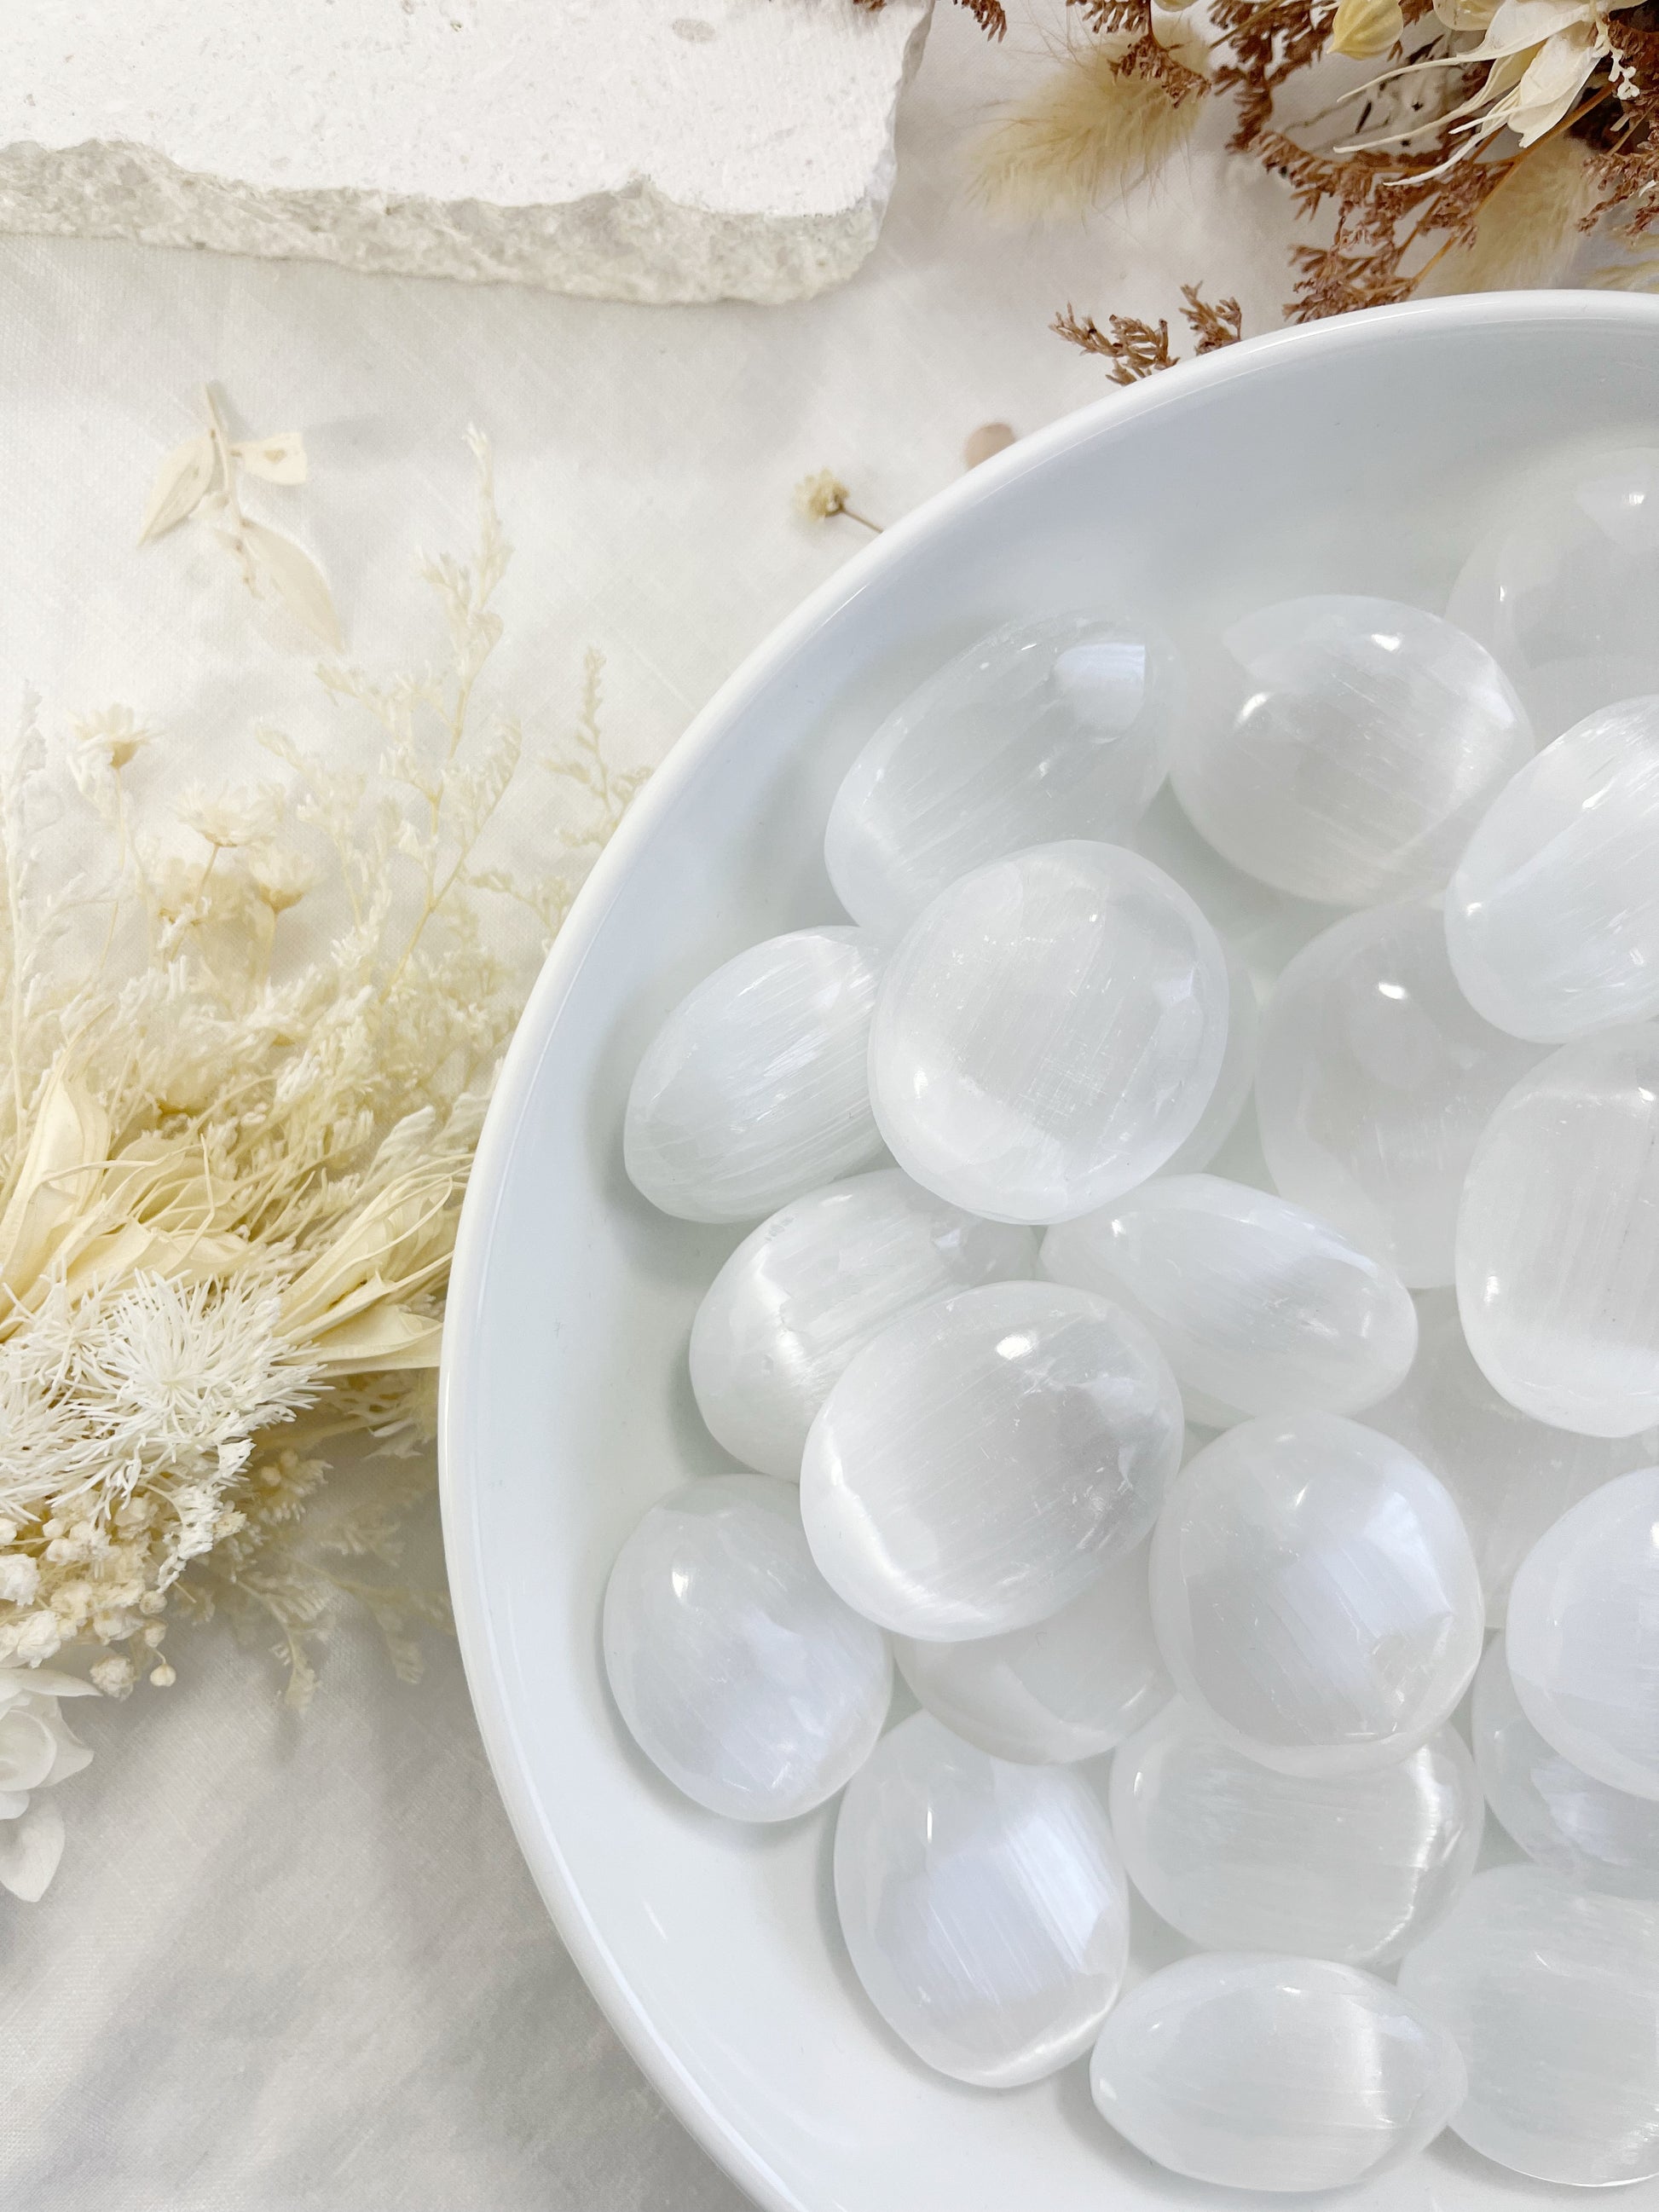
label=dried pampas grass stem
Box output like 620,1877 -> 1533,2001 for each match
974,32 -> 1208,217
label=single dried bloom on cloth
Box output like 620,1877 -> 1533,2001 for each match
176,780 -> 285,851
0,1666 -> 95,1901
1330,0 -> 1405,57
794,469 -> 853,523
974,26 -> 1209,218
72,704 -> 152,773
247,846 -> 315,914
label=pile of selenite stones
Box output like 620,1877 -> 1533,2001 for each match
603,446 -> 1659,2196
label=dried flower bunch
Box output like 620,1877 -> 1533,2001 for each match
958,0 -> 1659,349
0,423 -> 639,1891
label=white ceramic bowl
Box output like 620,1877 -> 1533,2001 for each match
440,293 -> 1659,2212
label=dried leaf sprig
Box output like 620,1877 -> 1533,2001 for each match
0,425 -> 642,1782
1054,284 -> 1244,384
139,386 -> 342,648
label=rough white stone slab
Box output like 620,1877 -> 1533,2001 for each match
0,0 -> 931,303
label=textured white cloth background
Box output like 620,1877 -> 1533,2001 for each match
0,12 -> 1296,2209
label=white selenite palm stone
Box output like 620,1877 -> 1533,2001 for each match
1367,1291 -> 1650,1625
1397,1863 -> 1659,2186
1041,1174 -> 1417,1428
602,1474 -> 891,1821
1506,1466 -> 1659,1801
1090,1955 -> 1465,2192
1258,902 -> 1541,1287
1170,593 -> 1532,905
1474,1639 -> 1659,1898
1160,944 -> 1259,1175
1446,696 -> 1659,1042
801,1280 -> 1182,1639
1447,445 -> 1659,738
867,840 -> 1228,1225
824,613 -> 1177,939
624,926 -> 887,1222
1457,1025 -> 1659,1435
833,1711 -> 1129,2086
1111,1701 -> 1482,1963
689,1170 -> 1036,1480
893,1542 -> 1170,1764
1149,1413 -> 1483,1775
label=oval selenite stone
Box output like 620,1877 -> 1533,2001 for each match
688,1170 -> 1036,1479
1397,1863 -> 1659,2186
1090,1955 -> 1466,2192
1111,1701 -> 1483,1962
1257,902 -> 1541,1288
1170,593 -> 1532,905
824,612 -> 1176,939
602,1475 -> 892,1821
1040,1174 -> 1418,1428
1446,696 -> 1659,1042
833,1711 -> 1129,2087
1447,444 -> 1659,738
1457,1025 -> 1659,1435
1506,1466 -> 1659,1802
801,1280 -> 1183,1639
893,1541 -> 1170,1764
1367,1290 -> 1650,1625
867,840 -> 1228,1225
1149,1413 -> 1484,1775
1473,1639 -> 1659,1898
623,926 -> 887,1222
1161,943 -> 1259,1175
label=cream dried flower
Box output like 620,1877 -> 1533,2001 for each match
792,471 -> 882,533
0,1666 -> 95,1900
0,419 -> 645,1897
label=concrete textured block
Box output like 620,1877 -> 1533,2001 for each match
0,0 -> 932,303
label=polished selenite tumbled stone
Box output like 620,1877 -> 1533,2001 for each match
1169,593 -> 1532,905
824,613 -> 1176,940
834,1711 -> 1129,2086
801,1279 -> 1182,1639
1161,944 -> 1259,1175
623,926 -> 887,1222
1397,1863 -> 1659,2186
1041,1174 -> 1417,1428
602,1475 -> 892,1821
1457,1025 -> 1659,1435
1448,445 -> 1659,738
1474,1639 -> 1659,1898
893,1541 -> 1170,1764
1446,696 -> 1659,1042
1258,902 -> 1541,1287
867,840 -> 1228,1225
1090,1955 -> 1466,2192
1150,1413 -> 1484,1775
1111,1701 -> 1482,1963
689,1170 -> 1036,1480
1367,1291 -> 1650,1625
1506,1467 -> 1659,1802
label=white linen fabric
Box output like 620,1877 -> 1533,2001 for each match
0,11 -> 1294,2207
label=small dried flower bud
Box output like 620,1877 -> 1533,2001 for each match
141,1621 -> 166,1649
149,1663 -> 176,1689
962,423 -> 1016,470
1329,0 -> 1403,55
248,848 -> 315,915
0,1521 -> 18,1547
138,1591 -> 166,1617
41,1519 -> 64,1540
793,469 -> 851,524
0,1556 -> 39,1606
90,1655 -> 136,1698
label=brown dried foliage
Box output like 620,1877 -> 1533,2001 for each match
853,0 -> 1007,29
1055,285 -> 1243,379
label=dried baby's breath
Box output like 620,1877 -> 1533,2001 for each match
0,424 -> 642,1752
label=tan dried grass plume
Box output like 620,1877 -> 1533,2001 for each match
1416,138 -> 1595,297
973,30 -> 1208,220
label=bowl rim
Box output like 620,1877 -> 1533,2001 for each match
437,287 -> 1659,2212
